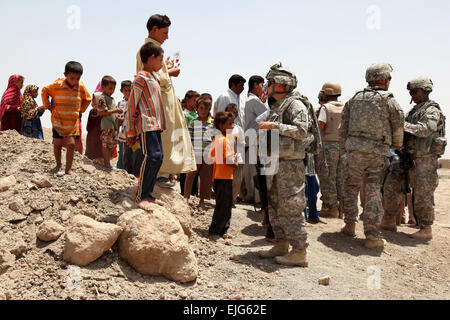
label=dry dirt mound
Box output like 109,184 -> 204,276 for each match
0,130 -> 449,300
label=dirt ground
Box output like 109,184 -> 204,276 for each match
1,129 -> 449,300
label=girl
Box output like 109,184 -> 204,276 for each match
20,85 -> 44,140
0,75 -> 24,132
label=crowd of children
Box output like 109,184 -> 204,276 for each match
0,39 -> 253,240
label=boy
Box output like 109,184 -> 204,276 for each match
94,76 -> 123,169
208,112 -> 238,239
117,80 -> 132,171
126,42 -> 167,211
41,61 -> 91,175
225,103 -> 246,204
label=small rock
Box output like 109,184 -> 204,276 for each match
121,200 -> 133,209
233,295 -> 243,300
0,175 -> 16,192
30,200 -> 52,212
37,220 -> 65,242
82,164 -> 96,174
61,210 -> 71,221
10,239 -> 30,258
4,291 -> 12,300
319,276 -> 330,286
8,200 -> 24,213
225,240 -> 232,246
32,175 -> 52,188
0,249 -> 15,274
70,196 -> 80,204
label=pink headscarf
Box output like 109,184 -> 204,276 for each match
0,75 -> 23,120
95,81 -> 103,93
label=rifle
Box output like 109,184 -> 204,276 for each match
395,149 -> 418,226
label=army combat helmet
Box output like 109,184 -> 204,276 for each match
266,62 -> 298,93
320,82 -> 342,96
366,63 -> 393,83
407,77 -> 434,92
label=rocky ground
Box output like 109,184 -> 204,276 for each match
0,130 -> 449,300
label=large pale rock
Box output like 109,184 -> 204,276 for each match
117,208 -> 198,283
0,176 -> 16,192
37,220 -> 65,242
63,215 -> 123,266
153,186 -> 192,237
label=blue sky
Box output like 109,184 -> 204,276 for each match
1,0 -> 449,155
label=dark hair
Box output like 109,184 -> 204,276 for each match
184,90 -> 200,100
147,14 -> 171,33
214,112 -> 233,130
200,93 -> 212,101
228,74 -> 246,89
65,61 -> 83,75
248,75 -> 265,93
101,76 -> 117,87
225,103 -> 238,112
140,42 -> 164,64
121,80 -> 132,90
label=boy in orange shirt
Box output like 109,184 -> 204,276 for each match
41,61 -> 91,174
208,112 -> 238,239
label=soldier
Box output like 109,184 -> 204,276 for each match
317,82 -> 345,219
381,77 -> 446,240
257,62 -> 318,267
339,63 -> 404,249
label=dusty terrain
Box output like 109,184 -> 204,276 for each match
0,130 -> 449,300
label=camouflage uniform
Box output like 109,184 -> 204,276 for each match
383,79 -> 445,227
339,64 -> 404,239
267,91 -> 313,250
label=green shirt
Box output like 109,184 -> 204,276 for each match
183,109 -> 198,126
96,93 -> 118,131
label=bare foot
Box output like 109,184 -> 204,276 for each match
137,199 -> 155,212
223,234 -> 234,239
65,170 -> 72,175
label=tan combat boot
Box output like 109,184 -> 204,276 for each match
380,216 -> 397,232
365,236 -> 386,249
258,241 -> 289,259
341,222 -> 356,237
320,207 -> 340,218
275,248 -> 308,267
411,226 -> 432,240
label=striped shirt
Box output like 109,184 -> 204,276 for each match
41,79 -> 91,136
126,71 -> 166,137
188,117 -> 215,163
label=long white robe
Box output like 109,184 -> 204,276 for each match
137,38 -> 196,174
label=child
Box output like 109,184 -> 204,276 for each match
126,42 -> 166,211
225,103 -> 246,204
180,90 -> 200,196
41,61 -> 91,174
183,90 -> 200,125
208,111 -> 237,239
304,153 -> 326,224
94,76 -> 123,169
20,85 -> 45,140
184,94 -> 215,208
116,81 -> 133,171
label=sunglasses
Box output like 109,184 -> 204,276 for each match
409,89 -> 418,95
